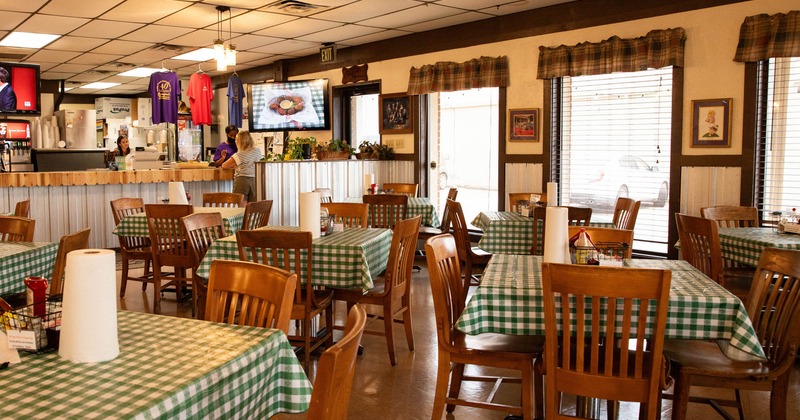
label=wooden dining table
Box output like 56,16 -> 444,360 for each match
718,227 -> 800,266
196,226 -> 393,292
112,206 -> 245,238
1,310 -> 312,419
471,211 -> 615,254
345,196 -> 440,227
456,254 -> 766,361
0,241 -> 58,296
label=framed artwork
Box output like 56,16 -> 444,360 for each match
509,108 -> 539,141
379,93 -> 413,134
692,98 -> 732,147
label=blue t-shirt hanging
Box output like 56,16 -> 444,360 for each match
227,74 -> 245,128
149,71 -> 180,124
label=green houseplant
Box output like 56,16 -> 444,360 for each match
315,138 -> 354,160
284,136 -> 316,160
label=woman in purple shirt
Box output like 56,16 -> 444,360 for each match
213,125 -> 238,167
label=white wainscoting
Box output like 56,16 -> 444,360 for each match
504,163 -> 544,210
680,166 -> 742,216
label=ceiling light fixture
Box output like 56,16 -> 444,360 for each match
0,31 -> 60,48
214,6 -> 236,72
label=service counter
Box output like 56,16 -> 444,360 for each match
0,168 -> 233,248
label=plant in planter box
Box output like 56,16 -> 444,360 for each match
284,136 -> 316,160
357,141 -> 393,160
315,138 -> 354,160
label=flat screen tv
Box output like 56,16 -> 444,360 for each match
0,62 -> 41,115
248,79 -> 330,132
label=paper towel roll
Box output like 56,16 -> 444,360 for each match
59,249 -> 119,363
299,192 -> 321,239
547,182 -> 558,207
364,174 -> 375,193
168,182 -> 189,204
543,207 -> 571,264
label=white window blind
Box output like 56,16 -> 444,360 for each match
756,57 -> 800,221
556,68 -> 673,256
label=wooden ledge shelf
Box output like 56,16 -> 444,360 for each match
0,168 -> 234,188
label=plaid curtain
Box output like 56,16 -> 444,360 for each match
537,28 -> 685,79
733,11 -> 800,62
407,56 -> 509,95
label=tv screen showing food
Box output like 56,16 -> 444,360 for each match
0,62 -> 41,115
248,79 -> 330,132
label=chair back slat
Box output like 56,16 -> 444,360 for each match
202,192 -> 245,208
424,234 -> 466,353
111,198 -> 150,251
0,216 -> 35,242
382,183 -> 418,197
145,204 -> 194,266
363,194 -> 408,229
49,228 -> 91,295
182,212 -> 225,264
701,205 -> 759,228
242,200 -> 273,230
13,199 -> 30,218
675,213 -> 723,283
613,197 -> 641,230
532,206 -> 592,255
321,202 -> 368,229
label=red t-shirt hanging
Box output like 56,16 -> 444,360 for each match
187,72 -> 213,125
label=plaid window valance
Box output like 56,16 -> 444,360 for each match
733,11 -> 800,62
537,28 -> 685,79
406,56 -> 509,95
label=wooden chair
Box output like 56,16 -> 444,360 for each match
508,192 -> 546,213
182,212 -> 226,320
49,227 -> 91,295
700,205 -> 759,228
382,183 -> 418,197
447,199 -> 491,289
242,199 -> 273,230
541,262 -> 672,420
145,204 -> 195,315
663,248 -> 800,420
425,234 -> 543,420
332,216 -> 421,366
205,259 -> 297,335
202,192 -> 245,208
13,199 -> 30,218
613,197 -> 641,230
305,304 -> 367,420
531,206 -> 592,255
675,213 -> 750,301
567,226 -> 634,259
236,229 -> 334,370
111,198 -> 154,298
313,188 -> 333,203
0,216 -> 35,241
362,194 -> 408,230
418,187 -> 458,243
320,202 -> 368,229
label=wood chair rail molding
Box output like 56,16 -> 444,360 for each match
0,168 -> 233,188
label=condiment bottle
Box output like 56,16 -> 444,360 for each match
24,276 -> 48,317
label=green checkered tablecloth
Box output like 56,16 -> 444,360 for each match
719,227 -> 800,266
1,310 -> 312,419
345,197 -> 440,227
0,242 -> 58,295
112,207 -> 244,238
472,211 -> 614,254
197,227 -> 392,291
456,255 -> 766,361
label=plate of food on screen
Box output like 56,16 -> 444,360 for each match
258,87 -> 320,127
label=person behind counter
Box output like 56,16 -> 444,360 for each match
221,130 -> 262,203
115,135 -> 131,156
0,67 -> 17,111
213,125 -> 238,167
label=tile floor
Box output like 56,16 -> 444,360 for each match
117,260 -> 800,419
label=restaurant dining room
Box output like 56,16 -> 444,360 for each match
2,0 -> 800,419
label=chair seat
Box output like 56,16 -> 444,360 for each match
471,246 -> 491,261
454,331 -> 544,356
291,289 -> 334,318
663,339 -> 773,379
418,226 -> 443,239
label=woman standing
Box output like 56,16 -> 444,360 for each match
115,135 -> 131,156
213,125 -> 238,167
221,131 -> 262,202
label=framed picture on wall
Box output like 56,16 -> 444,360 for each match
379,93 -> 413,134
691,98 -> 731,147
509,108 -> 539,141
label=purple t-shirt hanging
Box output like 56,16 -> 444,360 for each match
149,72 -> 180,124
227,74 -> 245,128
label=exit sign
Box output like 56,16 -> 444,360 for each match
320,44 -> 336,63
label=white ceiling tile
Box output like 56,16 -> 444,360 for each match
100,0 -> 193,24
92,40 -> 151,55
121,49 -> 183,65
0,0 -> 48,13
39,0 -> 126,18
0,46 -> 35,59
70,20 -> 145,39
359,4 -> 461,28
228,51 -> 265,63
68,52 -> 124,65
254,18 -> 339,39
297,24 -> 382,44
124,78 -> 152,86
226,11 -> 297,33
0,11 -> 29,31
47,63 -> 96,73
250,39 -> 319,55
102,75 -> 139,83
27,49 -> 82,63
36,62 -> 63,71
68,72 -> 107,82
400,11 -> 489,32
239,56 -> 278,68
313,0 -> 420,24
156,3 -> 226,29
41,72 -> 78,80
167,30 -> 219,48
228,34 -> 283,50
17,15 -> 90,35
44,36 -> 110,53
119,25 -> 194,43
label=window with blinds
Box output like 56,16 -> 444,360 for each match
552,68 -> 673,256
755,57 -> 800,222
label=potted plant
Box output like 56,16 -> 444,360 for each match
315,138 -> 354,160
284,136 -> 316,160
357,141 -> 393,160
